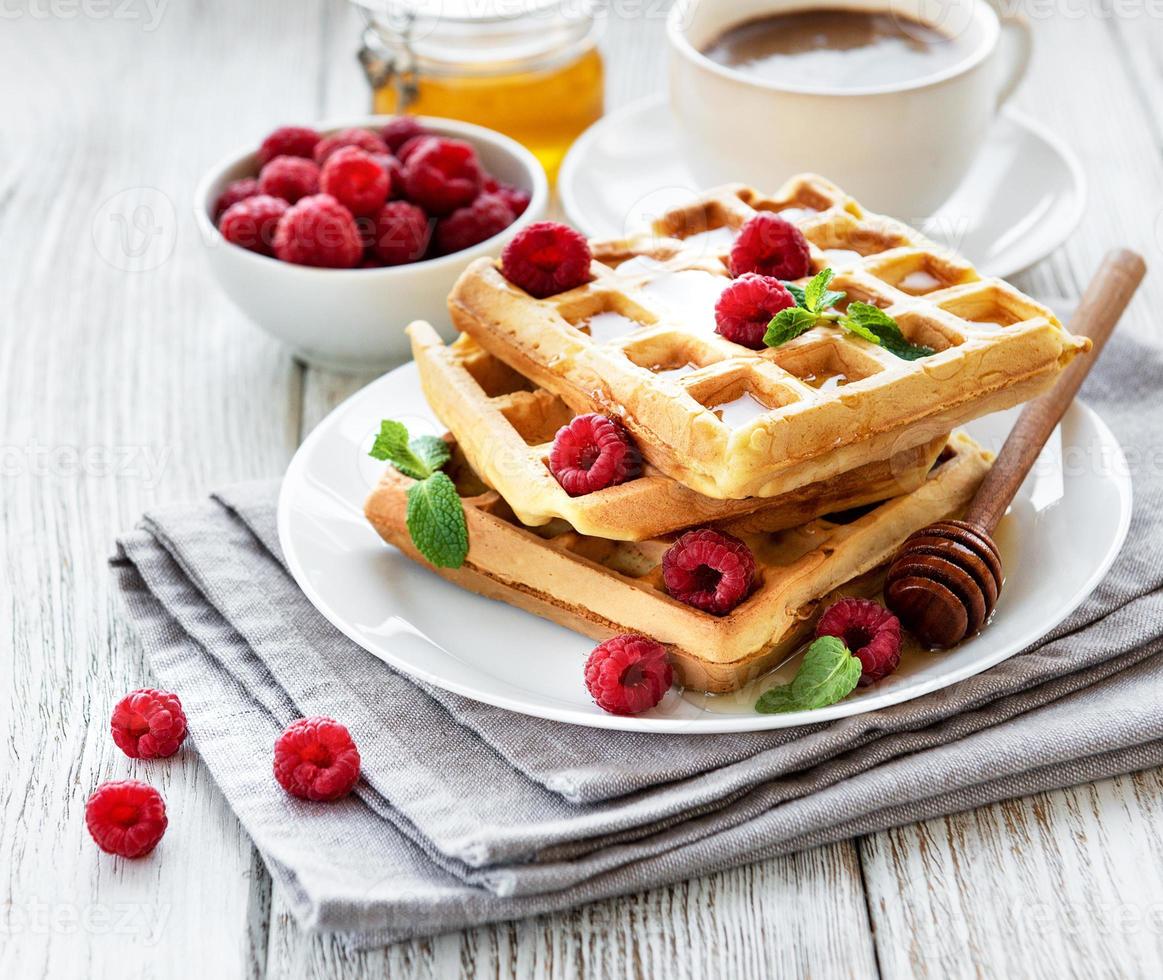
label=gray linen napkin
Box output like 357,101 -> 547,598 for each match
111,333 -> 1163,946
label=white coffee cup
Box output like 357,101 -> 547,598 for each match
667,0 -> 1032,217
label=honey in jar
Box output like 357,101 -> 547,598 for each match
355,0 -> 605,181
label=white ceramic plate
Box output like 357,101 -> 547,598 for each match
278,362 -> 1130,733
558,96 -> 1086,280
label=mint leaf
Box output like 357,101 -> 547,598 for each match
789,636 -> 861,709
803,268 -> 832,312
370,420 -> 432,480
841,303 -> 935,360
783,282 -> 807,308
764,307 -> 819,348
406,472 -> 468,568
754,684 -> 798,714
753,635 -> 861,714
410,434 -> 451,474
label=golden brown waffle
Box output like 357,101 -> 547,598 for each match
364,432 -> 991,693
409,320 -> 948,541
448,174 -> 1088,500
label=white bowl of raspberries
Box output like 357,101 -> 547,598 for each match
196,115 -> 549,372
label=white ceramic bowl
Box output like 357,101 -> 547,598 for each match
195,115 -> 549,373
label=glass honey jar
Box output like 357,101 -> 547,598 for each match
355,0 -> 605,181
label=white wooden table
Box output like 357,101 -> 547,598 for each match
3,1 -> 1162,976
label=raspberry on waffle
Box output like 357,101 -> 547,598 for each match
448,174 -> 1089,500
407,321 -> 948,541
365,431 -> 992,693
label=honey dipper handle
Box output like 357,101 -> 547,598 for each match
964,248 -> 1146,534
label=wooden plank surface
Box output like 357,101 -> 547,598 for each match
4,1 -> 1163,978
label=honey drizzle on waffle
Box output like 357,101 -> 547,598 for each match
448,174 -> 1088,499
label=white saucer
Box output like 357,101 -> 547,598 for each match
278,362 -> 1130,734
558,96 -> 1086,280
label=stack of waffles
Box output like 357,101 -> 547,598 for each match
366,175 -> 1089,693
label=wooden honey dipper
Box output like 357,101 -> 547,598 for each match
884,249 -> 1146,649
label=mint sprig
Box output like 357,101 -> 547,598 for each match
754,635 -> 862,714
765,267 -> 936,360
370,420 -> 467,569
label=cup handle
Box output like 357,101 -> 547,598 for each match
995,11 -> 1033,108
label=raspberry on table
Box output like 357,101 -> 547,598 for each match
213,177 -> 259,219
313,127 -> 388,165
549,413 -> 641,496
370,200 -> 431,265
85,780 -> 168,858
714,273 -> 797,349
320,146 -> 390,217
815,597 -> 903,686
274,194 -> 363,268
110,688 -> 189,759
218,194 -> 288,257
258,125 -> 321,166
258,155 -> 320,204
381,116 -> 428,153
435,192 -> 514,254
662,528 -> 756,615
403,137 -> 483,215
500,221 -> 592,298
584,634 -> 673,715
729,213 -> 811,280
273,717 -> 361,801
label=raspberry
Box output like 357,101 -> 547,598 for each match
258,155 -> 320,204
500,221 -> 592,298
397,134 -> 434,163
729,213 -> 811,280
493,181 -> 531,218
258,125 -> 320,166
381,116 -> 428,153
815,597 -> 903,686
110,688 -> 188,759
273,717 -> 361,801
218,194 -> 288,257
320,146 -> 390,217
274,194 -> 363,268
662,528 -> 756,615
313,127 -> 388,165
714,273 -> 797,349
85,780 -> 167,858
435,192 -> 514,254
370,200 -> 431,265
213,177 -> 259,219
584,635 -> 672,715
549,414 -> 641,496
374,153 -> 406,200
403,137 -> 483,215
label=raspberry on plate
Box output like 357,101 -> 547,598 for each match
714,273 -> 797,349
85,780 -> 168,858
729,213 -> 811,280
662,528 -> 756,615
584,634 -> 673,715
815,597 -> 903,686
370,200 -> 431,265
274,194 -> 363,268
500,221 -> 592,298
110,688 -> 188,759
435,192 -> 514,254
549,413 -> 641,496
213,177 -> 259,219
274,717 -> 361,801
258,125 -> 321,166
403,137 -> 483,215
381,116 -> 428,153
313,127 -> 389,165
320,146 -> 390,217
218,194 -> 288,257
258,155 -> 320,204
